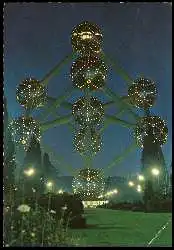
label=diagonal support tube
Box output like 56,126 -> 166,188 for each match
41,114 -> 72,132
41,142 -> 75,176
99,108 -> 126,133
47,96 -> 73,110
47,98 -> 119,110
40,53 -> 76,86
101,52 -> 133,87
106,141 -> 137,170
102,86 -> 140,121
38,87 -> 74,121
104,115 -> 136,129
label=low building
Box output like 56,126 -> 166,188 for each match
82,200 -> 109,208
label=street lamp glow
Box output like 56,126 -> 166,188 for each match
106,189 -> 118,196
46,181 -> 53,188
138,175 -> 145,181
106,192 -> 111,196
58,189 -> 63,194
113,189 -> 118,194
24,168 -> 35,177
98,195 -> 103,198
137,184 -> 142,192
128,181 -> 134,187
151,168 -> 160,176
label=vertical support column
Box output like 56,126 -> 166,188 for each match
142,108 -> 167,211
83,88 -> 93,169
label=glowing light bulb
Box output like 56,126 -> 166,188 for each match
138,175 -> 145,181
24,168 -> 35,177
151,168 -> 160,176
46,181 -> 53,188
128,181 -> 134,187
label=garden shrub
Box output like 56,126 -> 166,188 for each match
37,192 -> 85,228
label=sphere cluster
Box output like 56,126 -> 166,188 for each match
71,21 -> 103,56
72,96 -> 104,127
72,168 -> 105,200
16,78 -> 47,110
70,55 -> 107,90
9,116 -> 41,151
128,77 -> 157,109
73,128 -> 101,154
134,116 -> 168,148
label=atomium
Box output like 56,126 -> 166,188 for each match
128,77 -> 157,109
134,116 -> 168,148
70,55 -> 107,90
73,128 -> 102,154
72,96 -> 104,127
16,78 -> 47,110
9,116 -> 41,151
71,21 -> 103,56
72,168 -> 105,200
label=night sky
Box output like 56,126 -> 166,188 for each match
4,3 -> 172,177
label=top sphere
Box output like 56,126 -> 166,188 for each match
71,21 -> 103,56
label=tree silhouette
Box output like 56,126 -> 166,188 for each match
42,152 -> 59,186
22,135 -> 44,196
141,125 -> 167,210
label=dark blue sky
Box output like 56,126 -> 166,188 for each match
4,3 -> 172,177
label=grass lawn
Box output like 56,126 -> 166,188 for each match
70,208 -> 172,246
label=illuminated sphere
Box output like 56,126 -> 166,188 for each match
134,116 -> 168,148
71,21 -> 103,56
16,78 -> 47,109
70,55 -> 107,90
9,116 -> 41,151
128,77 -> 157,109
72,168 -> 105,200
72,97 -> 104,127
73,128 -> 101,154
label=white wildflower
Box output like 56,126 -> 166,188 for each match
31,232 -> 35,237
62,204 -> 67,210
17,204 -> 31,213
50,210 -> 56,214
